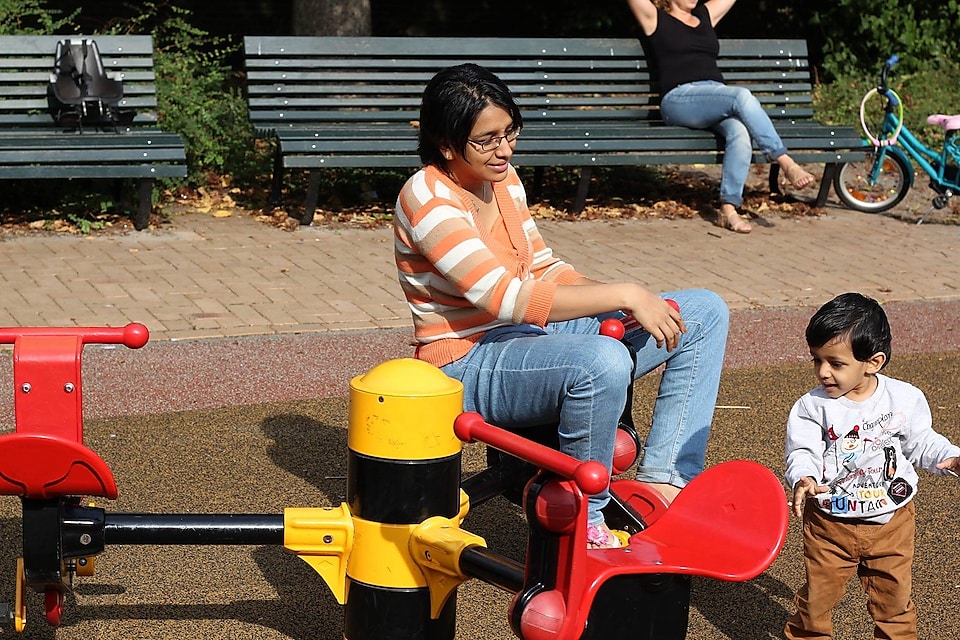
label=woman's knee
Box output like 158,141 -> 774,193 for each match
580,336 -> 634,388
678,289 -> 730,334
732,86 -> 762,111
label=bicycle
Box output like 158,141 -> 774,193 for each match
834,55 -> 960,223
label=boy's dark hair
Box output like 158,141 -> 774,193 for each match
417,63 -> 523,172
806,292 -> 891,368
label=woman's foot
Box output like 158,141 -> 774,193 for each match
782,163 -> 815,189
717,208 -> 752,234
586,522 -> 626,549
645,482 -> 682,504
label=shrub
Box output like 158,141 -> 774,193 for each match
812,1 -> 960,81
0,0 -> 77,34
107,2 -> 267,185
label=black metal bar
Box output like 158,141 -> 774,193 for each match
459,546 -> 524,594
104,514 -> 284,546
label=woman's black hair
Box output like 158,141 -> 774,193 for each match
417,63 -> 523,171
805,292 -> 891,368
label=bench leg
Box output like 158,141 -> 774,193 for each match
301,170 -> 321,226
815,163 -> 839,207
573,167 -> 593,213
767,164 -> 782,196
270,146 -> 284,206
530,167 -> 545,202
134,179 -> 154,231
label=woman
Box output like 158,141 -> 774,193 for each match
394,63 -> 729,548
627,0 -> 816,233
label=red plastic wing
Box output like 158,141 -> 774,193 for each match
0,433 -> 118,499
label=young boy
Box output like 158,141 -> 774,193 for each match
784,292 -> 960,640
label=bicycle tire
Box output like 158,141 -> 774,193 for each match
834,150 -> 911,213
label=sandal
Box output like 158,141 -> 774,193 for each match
783,163 -> 815,189
717,209 -> 752,234
586,522 -> 627,549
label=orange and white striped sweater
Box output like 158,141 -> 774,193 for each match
394,164 -> 584,368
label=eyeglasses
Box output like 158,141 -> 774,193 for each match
467,127 -> 521,153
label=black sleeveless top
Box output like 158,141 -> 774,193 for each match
644,4 -> 724,97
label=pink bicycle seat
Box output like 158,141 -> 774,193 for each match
927,114 -> 960,132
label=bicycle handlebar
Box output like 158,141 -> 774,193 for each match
877,54 -> 900,94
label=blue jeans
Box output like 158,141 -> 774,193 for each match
441,289 -> 729,526
661,81 -> 789,207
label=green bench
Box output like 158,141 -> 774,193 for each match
243,36 -> 865,225
0,35 -> 187,230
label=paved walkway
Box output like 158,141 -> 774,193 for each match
1,205 -> 959,342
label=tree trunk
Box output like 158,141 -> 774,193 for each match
292,0 -> 372,36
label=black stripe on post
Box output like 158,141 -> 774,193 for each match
347,451 -> 461,524
344,580 -> 458,640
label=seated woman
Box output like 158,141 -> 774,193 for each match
627,0 -> 816,234
393,63 -> 729,548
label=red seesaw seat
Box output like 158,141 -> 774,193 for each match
595,460 -> 789,581
0,323 -> 149,500
0,434 -> 118,500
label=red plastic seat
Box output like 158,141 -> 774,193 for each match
0,433 -> 118,499
590,460 -> 789,581
0,323 -> 147,499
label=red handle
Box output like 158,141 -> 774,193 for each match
599,299 -> 678,339
454,412 -> 609,495
0,323 -> 149,348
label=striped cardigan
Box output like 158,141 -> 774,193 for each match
394,164 -> 584,367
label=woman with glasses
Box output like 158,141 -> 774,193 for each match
394,63 -> 729,548
627,0 -> 815,234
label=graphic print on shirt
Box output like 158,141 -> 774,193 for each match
821,415 -> 911,516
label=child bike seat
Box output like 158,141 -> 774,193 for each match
927,114 -> 960,132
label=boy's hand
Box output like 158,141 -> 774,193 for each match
792,476 -> 829,518
935,456 -> 960,477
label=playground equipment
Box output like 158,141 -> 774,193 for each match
0,322 -> 789,639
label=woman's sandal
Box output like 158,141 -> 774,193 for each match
717,209 -> 752,234
783,163 -> 816,189
586,522 -> 628,549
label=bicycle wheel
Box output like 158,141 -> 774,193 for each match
834,150 -> 911,213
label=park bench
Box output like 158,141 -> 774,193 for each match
243,36 -> 865,225
0,35 -> 187,230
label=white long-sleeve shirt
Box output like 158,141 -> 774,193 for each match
785,373 -> 960,523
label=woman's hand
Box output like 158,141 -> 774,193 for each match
550,281 -> 685,350
623,285 -> 686,351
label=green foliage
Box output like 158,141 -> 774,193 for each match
66,210 -> 106,234
106,2 -> 265,184
815,61 -> 960,150
811,1 -> 960,81
0,0 -> 77,34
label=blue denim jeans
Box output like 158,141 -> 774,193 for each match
661,81 -> 789,207
441,288 -> 729,526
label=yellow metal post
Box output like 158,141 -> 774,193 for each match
344,358 -> 464,640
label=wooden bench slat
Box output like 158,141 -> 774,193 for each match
0,165 -> 186,179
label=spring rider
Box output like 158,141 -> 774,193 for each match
0,322 -> 788,639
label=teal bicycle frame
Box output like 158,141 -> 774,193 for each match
874,107 -> 960,196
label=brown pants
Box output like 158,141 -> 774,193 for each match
783,500 -> 917,640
